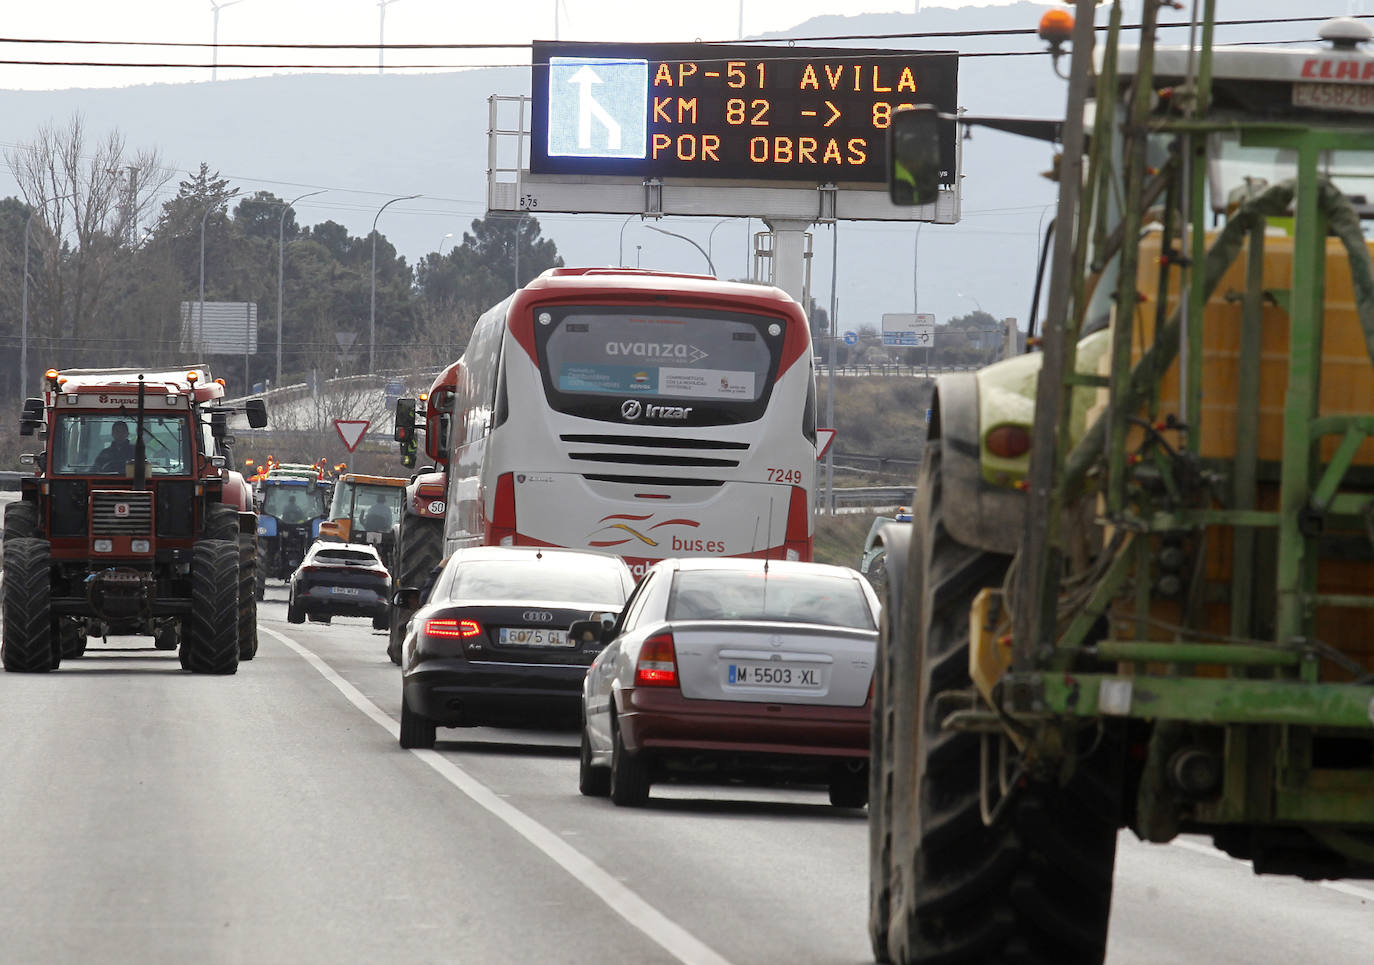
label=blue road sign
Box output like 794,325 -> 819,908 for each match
547,57 -> 648,160
843,331 -> 859,345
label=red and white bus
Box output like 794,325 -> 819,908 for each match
444,268 -> 817,576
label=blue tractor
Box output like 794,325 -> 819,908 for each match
253,473 -> 330,599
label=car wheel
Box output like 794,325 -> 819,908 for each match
308,613 -> 332,625
399,694 -> 435,749
372,613 -> 389,632
609,716 -> 650,807
579,726 -> 610,798
829,761 -> 868,809
286,598 -> 305,625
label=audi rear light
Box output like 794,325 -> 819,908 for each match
635,632 -> 678,687
783,485 -> 811,562
425,618 -> 482,639
490,472 -> 516,546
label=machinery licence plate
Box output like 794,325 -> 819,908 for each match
1292,82 -> 1374,114
728,663 -> 824,688
499,628 -> 571,647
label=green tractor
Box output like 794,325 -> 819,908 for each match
871,5 -> 1374,963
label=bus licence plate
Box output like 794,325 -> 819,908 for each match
728,663 -> 824,688
499,628 -> 571,647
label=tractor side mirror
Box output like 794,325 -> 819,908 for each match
394,398 -> 417,442
210,411 -> 228,439
19,398 -> 44,437
889,105 -> 944,207
244,398 -> 268,429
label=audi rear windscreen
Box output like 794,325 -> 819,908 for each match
534,305 -> 786,425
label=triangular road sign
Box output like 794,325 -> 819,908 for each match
815,428 -> 838,460
334,419 -> 370,453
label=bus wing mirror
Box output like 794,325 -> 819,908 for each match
889,105 -> 944,207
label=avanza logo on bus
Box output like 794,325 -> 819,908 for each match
605,342 -> 708,364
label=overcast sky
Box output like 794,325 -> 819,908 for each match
0,1 -> 1025,90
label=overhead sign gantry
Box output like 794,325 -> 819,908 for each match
487,41 -> 962,303
530,42 -> 958,187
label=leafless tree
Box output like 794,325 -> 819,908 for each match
6,113 -> 172,344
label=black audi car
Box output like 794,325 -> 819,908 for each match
287,542 -> 391,629
398,546 -> 634,749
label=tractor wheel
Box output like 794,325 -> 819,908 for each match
182,540 -> 240,675
879,441 -> 1120,965
154,620 -> 180,651
868,523 -> 914,961
237,532 -> 258,660
254,539 -> 268,600
389,514 -> 442,666
2,538 -> 55,672
3,501 -> 39,542
57,617 -> 86,659
206,503 -> 238,543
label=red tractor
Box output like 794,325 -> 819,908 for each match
3,366 -> 268,674
386,363 -> 457,664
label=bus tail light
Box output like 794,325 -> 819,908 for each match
635,633 -> 678,687
490,472 -> 516,546
784,485 -> 810,562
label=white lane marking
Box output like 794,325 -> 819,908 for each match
259,626 -> 732,965
1170,837 -> 1374,903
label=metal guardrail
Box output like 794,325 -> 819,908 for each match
0,471 -> 28,492
830,451 -> 922,475
815,363 -> 981,377
827,486 -> 914,507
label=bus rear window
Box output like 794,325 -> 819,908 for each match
535,306 -> 786,425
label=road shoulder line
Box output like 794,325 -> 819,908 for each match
259,625 -> 732,965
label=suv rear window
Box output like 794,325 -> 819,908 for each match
314,550 -> 377,565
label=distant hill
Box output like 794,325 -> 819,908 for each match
0,1 -> 1343,337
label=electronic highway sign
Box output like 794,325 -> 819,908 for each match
530,41 -> 958,185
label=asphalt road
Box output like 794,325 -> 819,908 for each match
1,588 -> 1371,964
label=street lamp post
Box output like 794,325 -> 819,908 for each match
370,193 -> 420,373
438,232 -> 454,257
378,0 -> 403,73
645,224 -> 715,275
706,218 -> 731,277
912,222 -> 923,314
277,190 -> 325,386
210,0 -> 244,82
617,214 -> 637,266
21,194 -> 73,402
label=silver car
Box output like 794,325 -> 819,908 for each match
578,557 -> 881,807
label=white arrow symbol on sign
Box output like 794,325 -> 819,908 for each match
569,64 -> 622,150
